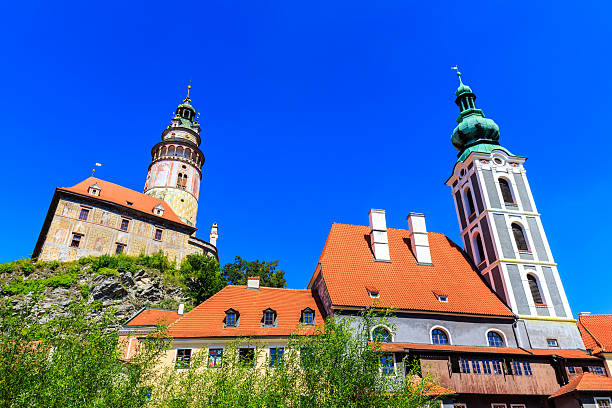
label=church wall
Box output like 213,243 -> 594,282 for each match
522,320 -> 584,350
37,196 -> 213,265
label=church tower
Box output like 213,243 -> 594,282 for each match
144,86 -> 204,227
445,72 -> 584,349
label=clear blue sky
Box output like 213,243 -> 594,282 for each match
1,1 -> 611,315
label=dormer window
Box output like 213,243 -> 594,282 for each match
88,183 -> 101,196
436,294 -> 448,302
301,308 -> 315,326
126,201 -> 133,206
262,308 -> 277,327
366,286 -> 379,298
224,309 -> 239,328
153,204 -> 165,216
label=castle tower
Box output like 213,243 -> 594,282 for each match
144,86 -> 204,227
445,72 -> 583,349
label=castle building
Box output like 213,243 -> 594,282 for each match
32,89 -> 217,264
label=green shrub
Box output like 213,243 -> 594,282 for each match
80,284 -> 91,299
97,267 -> 119,277
0,261 -> 16,274
48,260 -> 60,271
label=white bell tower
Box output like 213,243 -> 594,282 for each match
445,72 -> 583,350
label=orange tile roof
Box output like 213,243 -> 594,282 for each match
311,223 -> 513,317
58,177 -> 189,228
376,342 -> 531,355
550,373 -> 612,398
375,343 -> 599,360
126,308 -> 181,326
167,285 -> 324,338
578,314 -> 612,354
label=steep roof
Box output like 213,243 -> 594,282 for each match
577,314 -> 612,354
125,308 -> 181,326
311,223 -> 513,317
58,177 -> 189,228
550,373 -> 612,398
167,285 -> 324,338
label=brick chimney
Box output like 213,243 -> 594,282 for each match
177,303 -> 185,316
407,212 -> 432,265
369,209 -> 390,262
247,276 -> 260,290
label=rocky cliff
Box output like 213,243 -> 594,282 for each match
0,256 -> 189,327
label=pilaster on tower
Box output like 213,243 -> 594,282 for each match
144,86 -> 205,227
444,72 -> 583,350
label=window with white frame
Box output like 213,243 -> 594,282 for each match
596,398 -> 612,408
380,354 -> 395,375
431,328 -> 449,345
175,349 -> 192,369
270,347 -> 284,367
208,348 -> 223,368
487,331 -> 505,347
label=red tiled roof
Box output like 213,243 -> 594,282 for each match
126,308 -> 181,326
529,349 -> 600,360
578,314 -> 612,354
550,373 -> 612,398
167,285 -> 324,338
58,177 -> 189,227
311,224 -> 513,317
374,343 -> 599,360
376,342 -> 531,355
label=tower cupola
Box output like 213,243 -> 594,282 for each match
451,72 -> 509,161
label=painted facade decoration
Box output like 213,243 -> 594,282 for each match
144,86 -> 204,227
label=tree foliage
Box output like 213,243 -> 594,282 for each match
221,256 -> 287,288
179,254 -> 225,304
149,309 -> 444,408
0,303 -> 168,408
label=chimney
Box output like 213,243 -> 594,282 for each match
247,276 -> 260,290
209,223 -> 219,246
177,303 -> 185,316
579,312 -> 591,316
407,212 -> 432,265
369,209 -> 391,262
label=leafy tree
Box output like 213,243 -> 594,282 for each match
179,254 -> 226,304
221,256 -> 287,288
149,309 -> 445,407
0,302 -> 168,408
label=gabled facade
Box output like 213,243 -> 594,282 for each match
578,314 -> 612,375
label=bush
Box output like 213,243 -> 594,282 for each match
97,267 -> 119,277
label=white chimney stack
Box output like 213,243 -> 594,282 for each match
407,212 -> 432,265
177,303 -> 185,316
247,276 -> 260,290
210,223 -> 219,246
369,209 -> 391,262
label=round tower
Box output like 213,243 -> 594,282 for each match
144,86 -> 204,227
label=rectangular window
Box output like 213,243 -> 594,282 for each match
115,243 -> 126,254
492,404 -> 507,408
380,354 -> 395,375
70,233 -> 82,248
239,348 -> 255,367
303,311 -> 314,325
120,219 -> 129,231
270,347 -> 284,367
175,349 -> 191,369
510,405 -> 526,408
568,366 -> 575,374
79,208 -> 90,221
264,311 -> 275,326
482,360 -> 492,374
154,229 -> 163,241
522,361 -> 533,376
511,360 -> 523,375
591,366 -> 605,375
460,358 -> 470,373
547,338 -> 559,347
471,359 -> 482,374
596,399 -> 612,408
226,313 -> 237,327
208,348 -> 223,368
491,360 -> 503,375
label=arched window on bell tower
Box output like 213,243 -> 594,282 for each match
473,232 -> 486,265
511,223 -> 529,252
527,274 -> 545,305
465,187 -> 476,217
499,178 -> 515,204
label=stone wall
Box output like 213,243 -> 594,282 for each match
38,196 -> 213,265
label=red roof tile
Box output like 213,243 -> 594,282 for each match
578,314 -> 612,354
550,373 -> 612,398
311,224 -> 513,317
167,285 -> 324,338
126,308 -> 181,326
59,177 -> 189,227
529,349 -> 600,360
